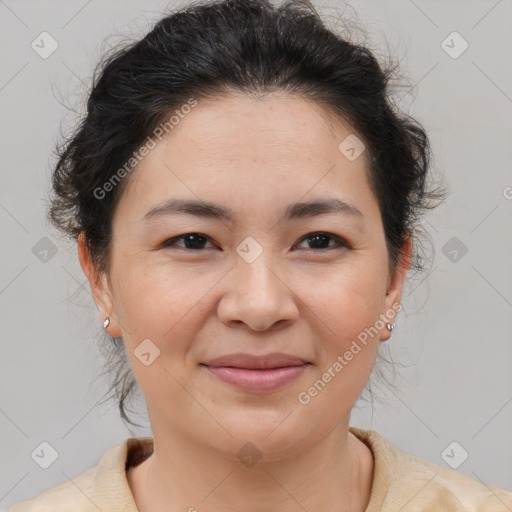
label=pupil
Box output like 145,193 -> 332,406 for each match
185,234 -> 206,249
309,234 -> 329,249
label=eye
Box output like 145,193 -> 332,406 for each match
160,231 -> 349,252
161,233 -> 216,250
294,232 -> 348,251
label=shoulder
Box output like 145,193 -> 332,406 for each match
6,467 -> 96,512
390,445 -> 512,511
350,427 -> 512,511
6,437 -> 149,512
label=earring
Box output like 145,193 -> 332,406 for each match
103,317 -> 110,330
380,322 -> 395,344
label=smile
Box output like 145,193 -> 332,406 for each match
200,364 -> 311,393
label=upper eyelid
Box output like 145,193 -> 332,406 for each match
296,233 -> 348,249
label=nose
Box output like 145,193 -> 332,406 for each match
216,252 -> 299,332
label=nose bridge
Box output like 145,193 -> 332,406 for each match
235,239 -> 280,299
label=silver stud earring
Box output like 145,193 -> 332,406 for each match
103,317 -> 110,329
380,322 -> 395,344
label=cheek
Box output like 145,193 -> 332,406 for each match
112,267 -> 204,401
302,259 -> 387,339
112,261 -> 220,366
304,269 -> 385,406
112,263 -> 188,341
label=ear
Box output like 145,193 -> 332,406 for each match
77,232 -> 122,337
380,234 -> 412,341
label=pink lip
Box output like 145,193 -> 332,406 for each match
202,352 -> 308,369
202,365 -> 310,393
200,352 -> 311,393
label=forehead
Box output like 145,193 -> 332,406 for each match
115,92 -> 377,224
161,92 -> 360,163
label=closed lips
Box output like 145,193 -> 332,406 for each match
201,353 -> 310,369
200,353 -> 311,393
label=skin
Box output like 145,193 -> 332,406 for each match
79,91 -> 411,512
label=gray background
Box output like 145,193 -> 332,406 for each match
1,0 -> 511,508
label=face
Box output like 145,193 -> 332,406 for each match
80,92 -> 409,460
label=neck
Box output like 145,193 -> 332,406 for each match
128,418 -> 374,512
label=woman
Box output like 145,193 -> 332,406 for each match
9,0 -> 511,510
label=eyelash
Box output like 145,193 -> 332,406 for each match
160,232 -> 349,252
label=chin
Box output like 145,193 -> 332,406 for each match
219,410 -> 311,453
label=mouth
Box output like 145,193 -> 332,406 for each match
199,353 -> 311,393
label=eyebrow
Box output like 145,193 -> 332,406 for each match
141,197 -> 363,224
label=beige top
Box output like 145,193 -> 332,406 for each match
8,427 -> 512,511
